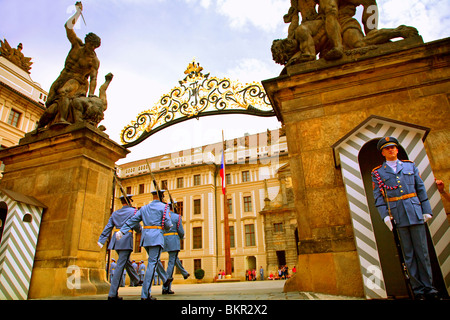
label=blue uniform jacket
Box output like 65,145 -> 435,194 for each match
120,200 -> 173,248
98,205 -> 140,250
371,160 -> 432,227
163,212 -> 184,252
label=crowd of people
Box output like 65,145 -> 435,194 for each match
267,265 -> 296,280
241,265 -> 297,281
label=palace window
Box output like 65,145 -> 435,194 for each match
242,170 -> 250,182
274,222 -> 283,233
193,227 -> 202,249
176,201 -> 183,216
229,225 -> 235,248
243,196 -> 252,212
245,224 -> 256,246
177,177 -> 184,188
193,174 -> 201,186
227,198 -> 232,214
194,199 -> 201,215
7,109 -> 21,127
226,173 -> 231,185
194,259 -> 202,271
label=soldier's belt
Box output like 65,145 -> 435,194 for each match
164,232 -> 177,236
114,229 -> 132,233
387,193 -> 417,202
143,226 -> 163,230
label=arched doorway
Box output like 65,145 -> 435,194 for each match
332,115 -> 450,299
359,139 -> 448,298
247,256 -> 256,271
359,139 -> 411,298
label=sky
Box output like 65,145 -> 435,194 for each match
1,0 -> 449,164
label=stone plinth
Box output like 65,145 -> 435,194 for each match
0,123 -> 129,299
262,38 -> 450,297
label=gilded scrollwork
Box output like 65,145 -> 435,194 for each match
121,61 -> 274,147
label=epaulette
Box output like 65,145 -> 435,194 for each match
401,160 -> 414,163
371,165 -> 382,172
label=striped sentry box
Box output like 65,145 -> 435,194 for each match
0,189 -> 46,300
333,116 -> 450,299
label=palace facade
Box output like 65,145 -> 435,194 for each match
112,128 -> 298,283
0,44 -> 47,150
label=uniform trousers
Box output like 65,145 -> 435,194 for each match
156,260 -> 169,284
108,250 -> 140,298
397,224 -> 437,295
162,251 -> 178,291
142,246 -> 162,299
175,256 -> 189,278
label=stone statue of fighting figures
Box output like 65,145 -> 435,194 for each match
273,0 -> 422,67
36,2 -> 112,132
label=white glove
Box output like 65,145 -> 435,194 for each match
97,242 -> 103,248
384,216 -> 393,231
423,214 -> 432,223
115,231 -> 124,241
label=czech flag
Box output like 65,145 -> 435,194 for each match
220,150 -> 226,195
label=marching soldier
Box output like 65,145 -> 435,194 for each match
109,258 -> 116,283
98,194 -> 141,300
116,190 -> 173,300
138,260 -> 146,285
371,136 -> 440,300
130,260 -> 138,287
162,201 -> 186,294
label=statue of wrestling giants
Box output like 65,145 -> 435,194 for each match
272,0 -> 421,67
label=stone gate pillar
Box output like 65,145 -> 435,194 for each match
262,38 -> 450,298
0,123 -> 129,298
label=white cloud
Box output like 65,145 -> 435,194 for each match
378,0 -> 450,42
184,0 -> 212,8
216,0 -> 287,33
224,58 -> 282,83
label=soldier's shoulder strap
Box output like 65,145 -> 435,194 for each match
371,165 -> 382,173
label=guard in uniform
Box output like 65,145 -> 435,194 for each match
109,258 -> 116,283
98,194 -> 141,300
138,260 -> 146,285
162,201 -> 185,294
371,136 -> 439,299
117,190 -> 173,300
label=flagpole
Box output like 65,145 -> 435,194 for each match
222,130 -> 232,277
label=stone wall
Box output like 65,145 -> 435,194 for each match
263,38 -> 450,297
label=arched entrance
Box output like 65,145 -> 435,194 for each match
332,115 -> 450,299
247,256 -> 256,271
359,139 -> 413,298
119,60 -> 274,148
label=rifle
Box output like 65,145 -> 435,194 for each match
113,171 -> 132,207
384,187 -> 415,299
165,187 -> 179,214
145,159 -> 164,202
144,159 -> 177,221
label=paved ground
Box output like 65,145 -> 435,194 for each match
29,281 -> 446,319
36,279 -> 361,300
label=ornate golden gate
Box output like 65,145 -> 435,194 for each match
120,60 -> 275,148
